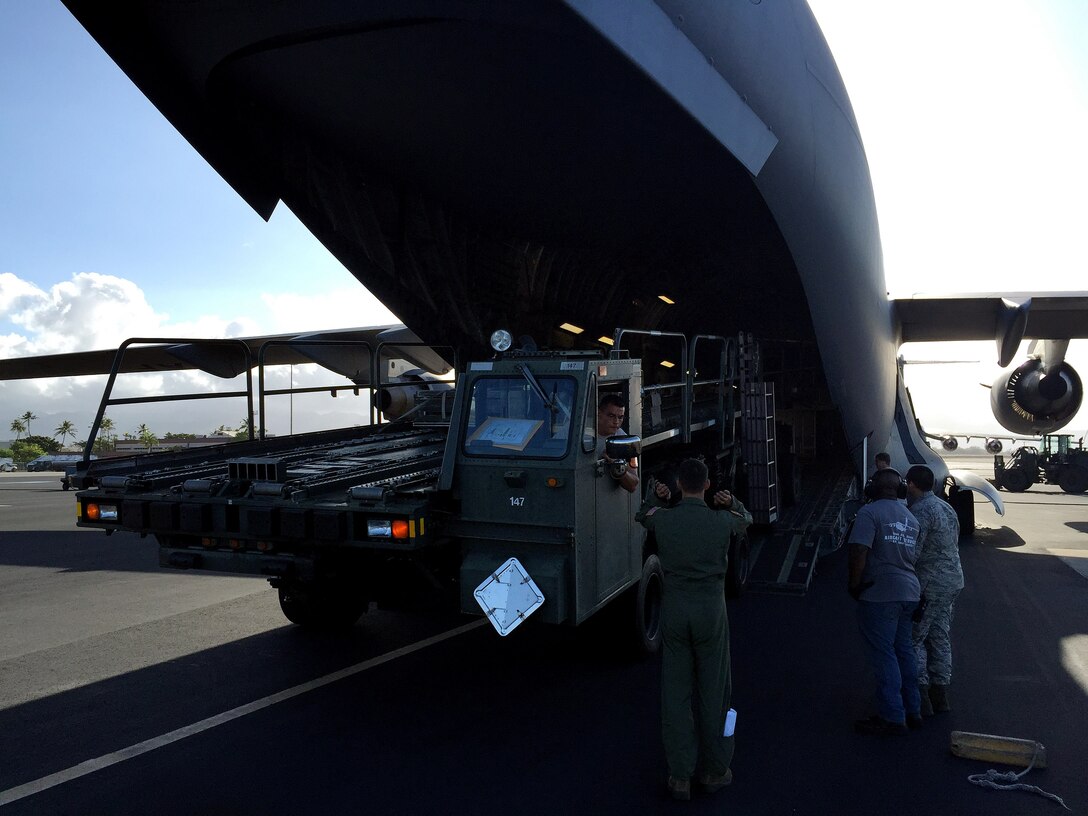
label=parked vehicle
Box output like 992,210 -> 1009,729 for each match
994,434 -> 1088,494
27,454 -> 92,473
70,330 -> 841,645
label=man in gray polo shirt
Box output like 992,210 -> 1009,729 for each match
847,468 -> 922,734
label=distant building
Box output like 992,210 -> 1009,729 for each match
113,435 -> 236,454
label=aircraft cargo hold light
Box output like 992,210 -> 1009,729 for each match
559,322 -> 584,334
658,295 -> 675,304
598,336 -> 614,346
660,360 -> 676,368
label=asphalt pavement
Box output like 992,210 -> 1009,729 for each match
1,462 -> 1085,814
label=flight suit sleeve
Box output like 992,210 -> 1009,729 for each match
726,497 -> 753,531
635,490 -> 667,532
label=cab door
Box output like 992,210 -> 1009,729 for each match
589,379 -> 642,603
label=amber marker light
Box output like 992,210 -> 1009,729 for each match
545,476 -> 564,488
85,503 -> 100,521
391,519 -> 410,539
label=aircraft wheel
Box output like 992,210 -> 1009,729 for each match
632,554 -> 664,655
1001,468 -> 1032,493
277,580 -> 365,629
1058,465 -> 1088,494
725,532 -> 751,597
947,486 -> 975,537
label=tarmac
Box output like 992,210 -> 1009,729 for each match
0,455 -> 1085,814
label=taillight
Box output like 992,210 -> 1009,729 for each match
83,502 -> 119,522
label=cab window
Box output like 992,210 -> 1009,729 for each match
463,376 -> 576,458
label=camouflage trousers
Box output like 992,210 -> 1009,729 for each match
913,588 -> 960,686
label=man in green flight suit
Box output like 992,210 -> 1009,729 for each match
637,458 -> 753,801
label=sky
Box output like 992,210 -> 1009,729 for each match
1,0 -> 1087,445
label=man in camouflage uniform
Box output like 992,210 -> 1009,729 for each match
636,458 -> 752,801
906,465 -> 963,715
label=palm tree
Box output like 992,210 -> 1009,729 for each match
99,416 -> 116,450
54,420 -> 76,447
21,411 -> 37,437
10,419 -> 26,440
138,427 -> 158,453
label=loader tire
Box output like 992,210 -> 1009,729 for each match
1000,468 -> 1031,493
632,554 -> 664,655
1058,465 -> 1088,494
278,580 -> 365,630
725,532 -> 750,598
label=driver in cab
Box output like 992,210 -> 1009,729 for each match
597,394 -> 639,493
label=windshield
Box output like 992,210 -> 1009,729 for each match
463,376 -> 577,458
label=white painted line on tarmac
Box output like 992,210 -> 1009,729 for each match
0,619 -> 487,807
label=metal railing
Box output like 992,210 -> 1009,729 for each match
82,337 -> 255,466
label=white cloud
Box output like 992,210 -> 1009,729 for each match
0,272 -> 393,442
1,272 -> 166,354
260,287 -> 398,333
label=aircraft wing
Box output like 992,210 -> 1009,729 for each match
895,292 -> 1088,361
920,430 -> 1039,454
0,325 -> 452,383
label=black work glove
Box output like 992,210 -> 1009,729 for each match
848,580 -> 874,601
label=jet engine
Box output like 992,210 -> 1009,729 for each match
985,439 -> 1003,454
380,370 -> 453,420
991,357 -> 1083,436
941,436 -> 959,452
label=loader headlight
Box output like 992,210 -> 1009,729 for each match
490,329 -> 513,352
367,519 -> 392,538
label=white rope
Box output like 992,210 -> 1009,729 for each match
967,749 -> 1070,810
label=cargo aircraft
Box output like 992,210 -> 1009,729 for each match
6,0 -> 1088,520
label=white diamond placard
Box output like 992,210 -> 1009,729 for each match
473,557 -> 545,636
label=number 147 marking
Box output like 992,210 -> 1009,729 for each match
509,497 -> 525,507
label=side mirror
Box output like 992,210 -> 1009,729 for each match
605,434 -> 642,460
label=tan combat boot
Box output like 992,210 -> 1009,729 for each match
919,685 -> 934,716
929,684 -> 951,712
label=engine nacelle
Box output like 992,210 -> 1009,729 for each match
941,436 -> 959,452
991,358 -> 1083,436
985,438 -> 1003,454
379,370 -> 453,420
